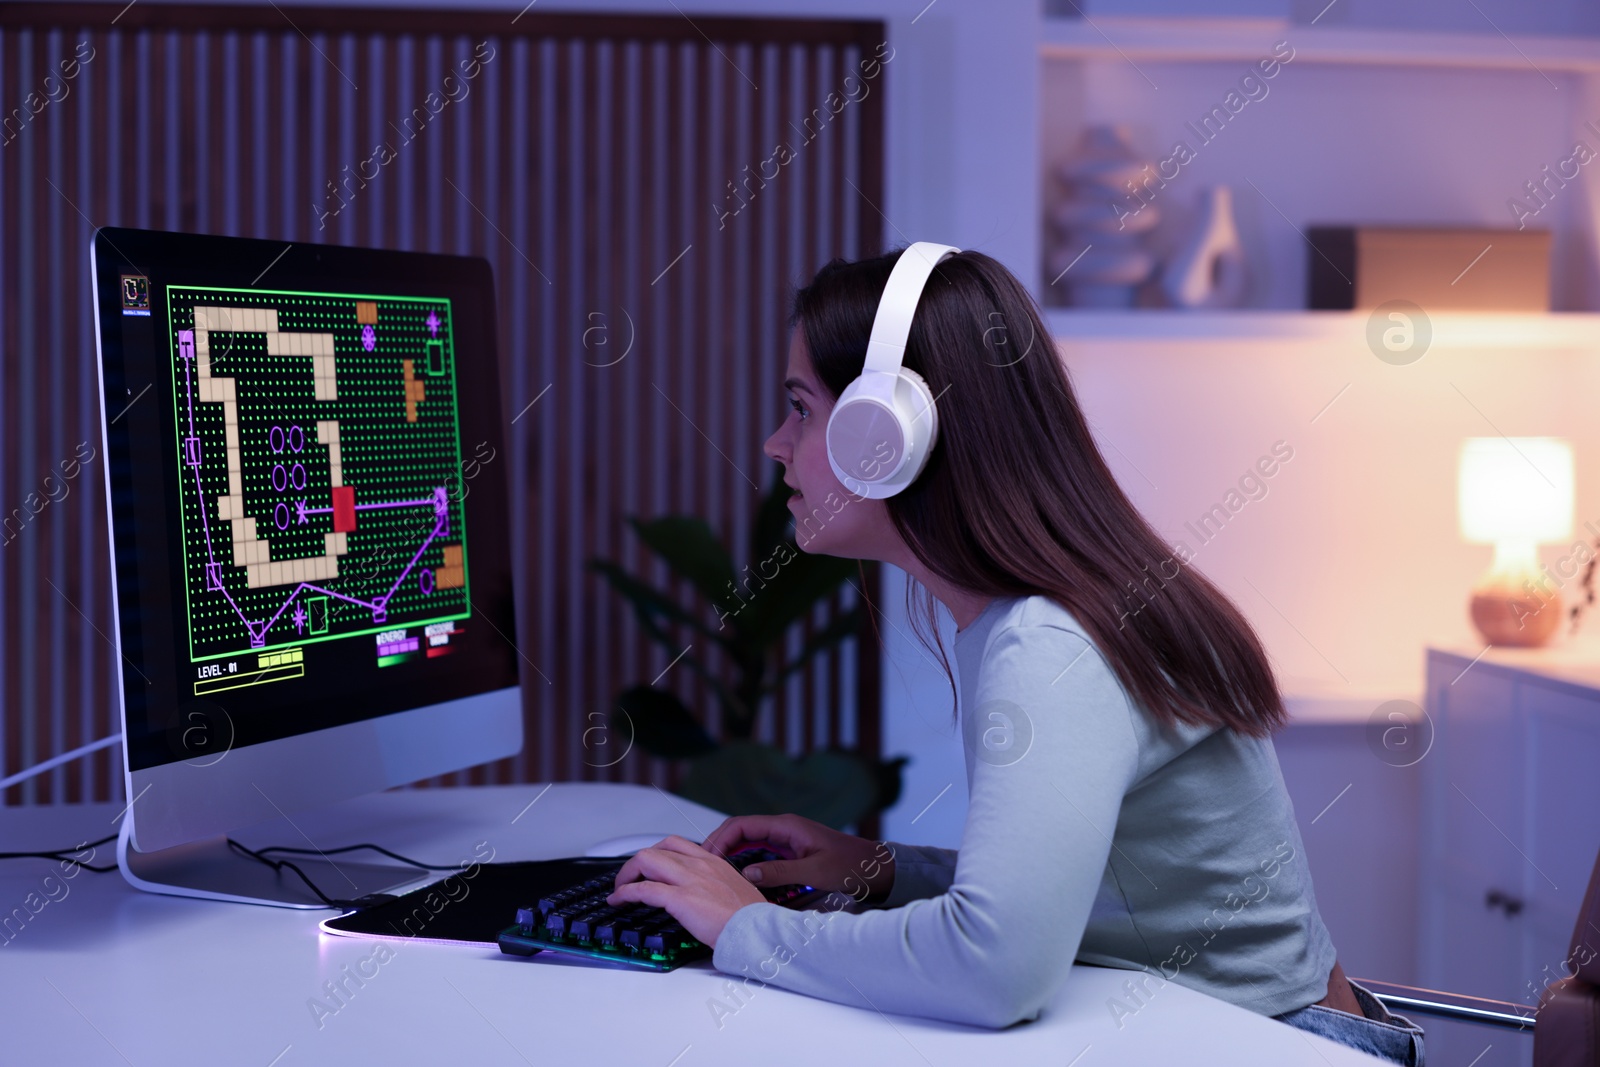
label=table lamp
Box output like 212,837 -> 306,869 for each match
1458,437 -> 1575,647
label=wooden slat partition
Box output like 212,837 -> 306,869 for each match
0,4 -> 885,812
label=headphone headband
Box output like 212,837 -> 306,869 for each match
862,243 -> 961,378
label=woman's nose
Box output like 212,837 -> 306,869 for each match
763,423 -> 787,462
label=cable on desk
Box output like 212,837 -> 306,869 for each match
225,839 -> 471,910
0,830 -> 463,906
0,736 -> 123,871
0,832 -> 120,872
248,842 -> 466,871
225,839 -> 384,909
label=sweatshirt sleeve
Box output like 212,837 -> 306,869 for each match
878,842 -> 959,908
710,623 -> 1142,1029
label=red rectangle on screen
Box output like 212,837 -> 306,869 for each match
332,486 -> 356,532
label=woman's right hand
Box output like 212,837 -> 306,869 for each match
700,813 -> 896,904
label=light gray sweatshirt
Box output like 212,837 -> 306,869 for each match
711,594 -> 1339,1028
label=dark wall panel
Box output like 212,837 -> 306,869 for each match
0,4 -> 885,807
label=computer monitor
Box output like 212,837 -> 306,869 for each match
91,227 -> 522,908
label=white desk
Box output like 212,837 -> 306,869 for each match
1,783 -> 1387,1065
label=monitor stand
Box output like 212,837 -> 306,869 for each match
118,816 -> 434,909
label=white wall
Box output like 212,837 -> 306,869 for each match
1065,329 -> 1600,696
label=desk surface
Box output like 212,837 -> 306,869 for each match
1,783 -> 1387,1065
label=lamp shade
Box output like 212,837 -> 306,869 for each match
1457,437 -> 1574,545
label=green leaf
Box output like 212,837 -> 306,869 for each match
587,560 -> 730,649
627,516 -> 737,608
588,562 -> 749,718
733,550 -> 858,647
856,752 -> 908,813
767,605 -> 866,689
677,741 -> 879,829
611,685 -> 718,760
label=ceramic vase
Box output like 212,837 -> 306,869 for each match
1161,185 -> 1248,309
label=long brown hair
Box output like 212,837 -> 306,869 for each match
790,247 -> 1288,738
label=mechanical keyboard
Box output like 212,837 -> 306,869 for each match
497,847 -> 819,971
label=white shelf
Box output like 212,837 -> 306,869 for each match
1044,308 -> 1600,347
1042,16 -> 1600,73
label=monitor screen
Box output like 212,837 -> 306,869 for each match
93,229 -> 519,778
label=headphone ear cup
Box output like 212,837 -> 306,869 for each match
825,377 -> 904,497
890,366 -> 939,485
824,367 -> 940,500
896,366 -> 938,439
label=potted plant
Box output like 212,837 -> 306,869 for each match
1568,532 -> 1598,636
589,466 -> 905,830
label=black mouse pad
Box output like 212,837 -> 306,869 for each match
320,857 -> 627,946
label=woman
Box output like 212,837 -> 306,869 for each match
605,247 -> 1426,1066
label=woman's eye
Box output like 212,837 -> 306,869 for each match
788,396 -> 808,421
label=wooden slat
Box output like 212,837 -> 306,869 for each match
769,41 -> 794,755
23,25 -> 48,802
59,23 -> 85,807
582,35 -> 603,785
93,27 -> 116,805
800,44 -> 823,756
0,29 -> 17,806
602,37 -> 628,785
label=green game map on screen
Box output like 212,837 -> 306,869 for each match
165,286 -> 471,673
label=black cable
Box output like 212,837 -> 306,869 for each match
227,839 -> 397,909
226,838 -> 469,910
0,832 -> 119,872
0,830 -> 457,906
247,841 -> 465,871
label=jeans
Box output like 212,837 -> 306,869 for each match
1272,976 -> 1427,1067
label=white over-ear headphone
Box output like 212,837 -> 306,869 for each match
825,242 -> 960,500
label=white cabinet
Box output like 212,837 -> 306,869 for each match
1421,640 -> 1600,1067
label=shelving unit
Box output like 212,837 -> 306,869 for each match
1038,15 -> 1600,315
1042,16 -> 1600,72
1043,308 -> 1600,345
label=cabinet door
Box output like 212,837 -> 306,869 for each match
1521,681 -> 1600,994
1430,854 -> 1530,1002
1421,658 -> 1525,998
1429,662 -> 1525,889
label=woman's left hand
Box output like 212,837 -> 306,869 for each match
606,834 -> 767,947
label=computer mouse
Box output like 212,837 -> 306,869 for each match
583,833 -> 683,857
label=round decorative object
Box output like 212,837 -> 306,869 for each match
1047,125 -> 1160,307
1470,587 -> 1562,647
